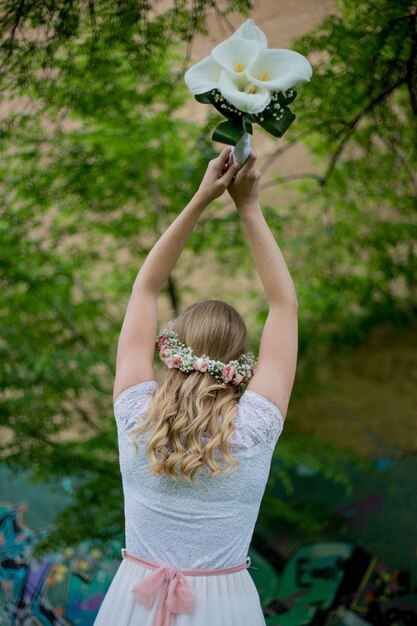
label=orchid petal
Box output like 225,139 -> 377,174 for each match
211,38 -> 261,77
184,55 -> 222,94
246,49 -> 313,91
230,19 -> 268,48
219,71 -> 271,114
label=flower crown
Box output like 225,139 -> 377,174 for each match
156,321 -> 257,387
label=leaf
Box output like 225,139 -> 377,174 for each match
212,119 -> 244,145
256,107 -> 296,137
276,88 -> 297,105
194,93 -> 212,105
194,90 -> 242,123
242,116 -> 253,134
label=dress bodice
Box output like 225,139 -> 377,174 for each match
114,380 -> 284,569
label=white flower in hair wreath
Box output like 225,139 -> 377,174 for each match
156,321 -> 257,387
184,19 -> 313,164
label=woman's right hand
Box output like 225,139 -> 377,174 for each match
226,150 -> 260,211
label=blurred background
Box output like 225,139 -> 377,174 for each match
1,0 -> 416,624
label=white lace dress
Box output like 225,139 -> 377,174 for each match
94,380 -> 284,626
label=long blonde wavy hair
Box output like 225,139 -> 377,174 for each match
129,300 -> 247,483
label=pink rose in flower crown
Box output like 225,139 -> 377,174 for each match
232,371 -> 246,385
164,321 -> 175,331
157,335 -> 169,350
223,364 -> 236,382
159,347 -> 172,360
193,357 -> 209,373
169,354 -> 182,368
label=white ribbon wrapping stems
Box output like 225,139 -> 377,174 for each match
231,132 -> 251,165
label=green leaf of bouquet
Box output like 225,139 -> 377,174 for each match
194,93 -> 212,105
195,90 -> 242,123
212,119 -> 244,146
257,107 -> 296,137
242,117 -> 253,134
276,88 -> 297,105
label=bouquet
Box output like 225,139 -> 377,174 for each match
184,19 -> 313,163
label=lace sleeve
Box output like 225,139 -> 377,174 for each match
237,389 -> 284,452
114,380 -> 159,432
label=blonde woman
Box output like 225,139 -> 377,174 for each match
94,147 -> 298,626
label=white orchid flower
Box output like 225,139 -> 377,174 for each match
184,19 -> 312,113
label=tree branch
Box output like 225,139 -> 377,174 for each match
260,129 -> 317,175
321,78 -> 406,185
0,0 -> 27,73
260,173 -> 324,191
373,116 -> 417,197
167,274 -> 180,316
42,376 -> 103,435
406,13 -> 417,115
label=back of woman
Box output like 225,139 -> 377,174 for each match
94,149 -> 298,626
114,302 -> 285,571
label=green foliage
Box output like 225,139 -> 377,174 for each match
284,0 -> 417,358
0,2 -> 218,554
0,0 -> 252,96
1,0 -> 416,556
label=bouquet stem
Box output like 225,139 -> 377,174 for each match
232,132 -> 251,165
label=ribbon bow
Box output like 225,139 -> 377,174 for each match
131,565 -> 195,626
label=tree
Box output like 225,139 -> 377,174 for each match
0,0 -> 237,553
261,0 -> 417,366
2,0 -> 412,556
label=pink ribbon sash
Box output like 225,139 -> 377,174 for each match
121,548 -> 251,626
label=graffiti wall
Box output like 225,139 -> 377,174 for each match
1,458 -> 416,625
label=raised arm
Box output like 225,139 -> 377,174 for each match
227,151 -> 298,420
113,148 -> 240,403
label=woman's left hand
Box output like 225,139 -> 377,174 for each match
196,147 -> 241,205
